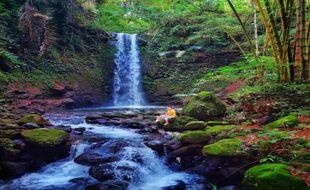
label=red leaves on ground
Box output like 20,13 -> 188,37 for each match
298,115 -> 310,124
240,97 -> 278,115
291,129 -> 310,141
238,134 -> 261,146
220,78 -> 245,97
241,124 -> 262,130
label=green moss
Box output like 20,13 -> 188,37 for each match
181,91 -> 226,120
178,125 -> 239,144
163,116 -> 198,131
206,120 -> 229,126
178,130 -> 210,144
21,128 -> 68,147
202,138 -> 245,156
205,125 -> 238,135
243,163 -> 308,190
184,121 -> 206,130
265,114 -> 299,129
18,114 -> 50,126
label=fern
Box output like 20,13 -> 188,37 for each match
0,49 -> 24,69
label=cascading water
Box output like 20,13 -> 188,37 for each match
112,33 -> 145,107
0,34 -> 209,190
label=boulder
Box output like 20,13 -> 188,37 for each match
145,140 -> 165,155
18,114 -> 51,127
206,121 -> 229,126
181,91 -> 226,120
202,139 -> 245,157
21,128 -> 69,147
89,163 -> 138,182
161,180 -> 186,190
167,144 -> 203,160
184,121 -> 206,131
178,125 -> 238,144
204,125 -> 238,136
264,114 -> 298,129
178,131 -> 210,144
85,180 -> 129,190
75,141 -> 129,166
242,163 -> 308,190
163,116 -> 198,131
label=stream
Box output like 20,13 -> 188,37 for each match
0,109 -> 207,190
0,33 -> 210,189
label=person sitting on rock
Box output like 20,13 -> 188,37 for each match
156,107 -> 177,125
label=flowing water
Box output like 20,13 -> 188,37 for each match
112,33 -> 145,107
0,112 -> 205,190
0,34 -> 208,190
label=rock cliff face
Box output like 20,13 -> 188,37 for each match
140,37 -> 240,105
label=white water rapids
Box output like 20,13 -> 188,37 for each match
0,113 -> 205,190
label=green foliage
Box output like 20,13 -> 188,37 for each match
0,49 -> 25,69
258,129 -> 294,143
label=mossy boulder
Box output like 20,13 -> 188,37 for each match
205,125 -> 238,136
178,130 -> 210,144
206,120 -> 229,126
184,121 -> 206,130
242,163 -> 308,190
181,91 -> 226,120
264,114 -> 298,129
21,128 -> 68,147
202,138 -> 245,156
178,125 -> 239,144
18,114 -> 51,127
163,116 -> 198,131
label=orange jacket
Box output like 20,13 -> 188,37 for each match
166,108 -> 176,117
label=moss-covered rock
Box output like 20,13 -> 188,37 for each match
184,121 -> 206,130
163,116 -> 198,131
205,125 -> 238,136
21,128 -> 68,147
18,114 -> 51,127
181,91 -> 226,120
178,130 -> 210,144
242,163 -> 308,190
202,138 -> 245,156
178,125 -> 239,144
264,114 -> 298,129
206,120 -> 229,126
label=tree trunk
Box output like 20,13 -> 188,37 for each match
294,0 -> 306,81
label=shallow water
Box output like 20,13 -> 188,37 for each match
0,111 -> 206,190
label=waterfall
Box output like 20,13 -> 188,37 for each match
112,33 -> 145,107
